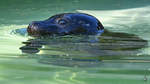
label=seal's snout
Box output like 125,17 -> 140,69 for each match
27,21 -> 43,36
27,21 -> 60,36
27,22 -> 36,35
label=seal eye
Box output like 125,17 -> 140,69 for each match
58,19 -> 67,25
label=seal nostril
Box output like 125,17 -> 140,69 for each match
27,21 -> 45,36
27,23 -> 39,36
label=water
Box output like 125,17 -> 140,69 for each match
0,0 -> 150,84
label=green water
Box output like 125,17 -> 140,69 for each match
0,0 -> 150,84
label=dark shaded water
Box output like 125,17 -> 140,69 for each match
0,0 -> 150,84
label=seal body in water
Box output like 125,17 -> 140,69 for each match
27,13 -> 104,36
25,13 -> 148,52
18,13 -> 148,67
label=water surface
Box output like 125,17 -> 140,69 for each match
0,0 -> 150,84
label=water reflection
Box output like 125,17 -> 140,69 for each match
19,30 -> 148,67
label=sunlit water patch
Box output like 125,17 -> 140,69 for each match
0,25 -> 28,56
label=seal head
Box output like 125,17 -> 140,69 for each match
27,13 -> 104,36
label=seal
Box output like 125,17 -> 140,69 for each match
18,13 -> 148,67
27,13 -> 104,36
